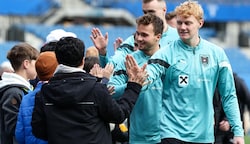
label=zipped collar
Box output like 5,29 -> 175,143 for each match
177,36 -> 203,54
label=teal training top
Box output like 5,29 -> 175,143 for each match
109,50 -> 162,144
109,26 -> 178,99
99,35 -> 134,68
108,26 -> 179,144
146,38 -> 244,143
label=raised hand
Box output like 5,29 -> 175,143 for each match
102,63 -> 114,79
125,55 -> 148,86
90,28 -> 108,55
113,37 -> 123,52
89,64 -> 103,78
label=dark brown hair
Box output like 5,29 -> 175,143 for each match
136,13 -> 164,35
7,43 -> 39,70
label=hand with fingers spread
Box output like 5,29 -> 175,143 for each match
125,55 -> 148,86
90,28 -> 108,56
113,37 -> 123,52
102,63 -> 114,79
89,64 -> 103,78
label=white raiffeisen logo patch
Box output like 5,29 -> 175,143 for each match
178,75 -> 189,87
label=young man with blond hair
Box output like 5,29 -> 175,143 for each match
126,1 -> 244,144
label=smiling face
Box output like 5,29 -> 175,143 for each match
136,23 -> 160,53
176,15 -> 203,45
174,1 -> 204,46
135,14 -> 163,56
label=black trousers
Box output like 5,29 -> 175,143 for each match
160,138 -> 212,144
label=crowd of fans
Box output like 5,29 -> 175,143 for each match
0,0 -> 249,144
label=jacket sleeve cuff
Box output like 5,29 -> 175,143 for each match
126,82 -> 142,94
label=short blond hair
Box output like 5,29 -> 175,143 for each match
174,1 -> 203,21
85,46 -> 99,58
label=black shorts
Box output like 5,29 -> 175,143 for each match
160,138 -> 212,144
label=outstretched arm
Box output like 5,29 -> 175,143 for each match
90,63 -> 114,85
98,57 -> 147,123
113,37 -> 123,52
90,27 -> 108,56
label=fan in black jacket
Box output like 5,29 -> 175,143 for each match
31,37 -> 147,144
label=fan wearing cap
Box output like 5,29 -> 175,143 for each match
31,29 -> 77,87
40,29 -> 77,52
0,61 -> 14,80
35,52 -> 58,81
15,52 -> 58,144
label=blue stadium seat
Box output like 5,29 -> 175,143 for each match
16,23 -> 218,55
224,48 -> 250,89
84,0 -> 250,22
200,28 -> 216,39
0,0 -> 59,16
84,0 -> 250,5
0,41 -> 19,64
16,24 -> 136,56
225,48 -> 250,73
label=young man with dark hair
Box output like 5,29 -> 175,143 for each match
91,0 -> 179,68
15,51 -> 58,144
109,13 -> 164,144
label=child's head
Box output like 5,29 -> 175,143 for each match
86,46 -> 99,58
35,52 -> 58,81
7,43 -> 39,71
7,43 -> 39,80
84,56 -> 100,73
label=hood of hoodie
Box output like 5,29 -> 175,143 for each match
0,72 -> 33,90
42,65 -> 97,107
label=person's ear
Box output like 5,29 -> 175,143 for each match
163,6 -> 167,13
23,59 -> 30,69
156,33 -> 162,41
199,19 -> 204,28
